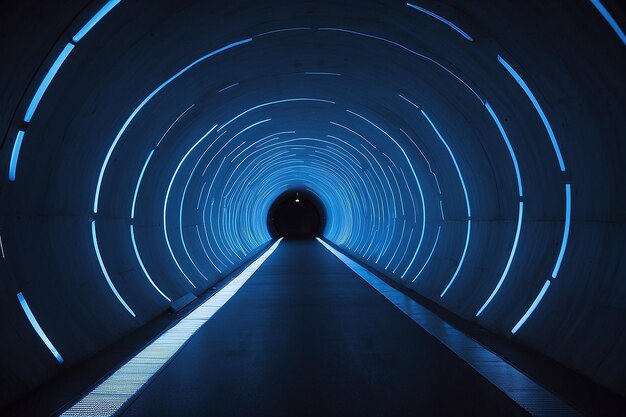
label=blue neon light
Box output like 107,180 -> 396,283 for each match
420,110 -> 471,216
511,280 -> 551,334
72,0 -> 123,42
485,102 -> 523,196
589,0 -> 626,46
441,220 -> 471,297
9,130 -> 25,181
412,226 -> 441,282
91,221 -> 136,317
163,125 -> 217,287
130,225 -> 171,302
17,292 -> 64,363
406,3 -> 474,41
24,43 -> 74,123
552,184 -> 571,278
476,202 -> 524,316
218,82 -> 239,93
497,55 -> 566,172
131,149 -> 154,219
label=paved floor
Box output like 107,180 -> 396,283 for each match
120,239 -> 529,417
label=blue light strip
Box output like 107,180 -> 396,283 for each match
411,226 -> 441,282
406,3 -> 474,41
552,184 -> 571,278
421,110 -> 471,216
485,102 -> 523,196
8,130 -> 25,181
420,110 -> 471,297
91,221 -> 136,317
218,82 -> 239,93
17,292 -> 64,363
72,0 -> 122,42
476,202 -> 524,316
163,126 -> 217,288
61,239 -> 281,417
130,225 -> 171,302
511,280 -> 551,334
93,38 -> 251,213
131,150 -> 154,219
589,0 -> 626,46
497,55 -> 566,172
24,43 -> 75,123
0,232 -> 5,258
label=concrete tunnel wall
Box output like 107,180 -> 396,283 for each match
0,0 -> 624,406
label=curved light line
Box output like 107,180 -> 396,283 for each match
91,221 -> 136,317
476,202 -> 524,316
93,38 -> 251,213
497,55 -> 566,172
511,280 -> 551,334
412,225 -> 441,282
72,0 -> 122,42
131,149 -> 154,219
552,184 -> 571,278
406,3 -> 474,41
130,225 -> 171,302
24,43 -> 75,123
589,0 -> 626,46
17,292 -> 64,364
163,126 -> 217,288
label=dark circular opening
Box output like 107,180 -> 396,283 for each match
267,190 -> 326,239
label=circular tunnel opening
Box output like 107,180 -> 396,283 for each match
268,190 -> 326,239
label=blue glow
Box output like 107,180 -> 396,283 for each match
589,0 -> 626,46
130,225 -> 171,302
476,202 -> 524,316
61,239 -> 282,417
91,221 -> 136,317
0,232 -> 5,258
131,150 -> 154,219
511,280 -> 551,334
497,55 -> 566,172
163,126 -> 217,288
441,220 -> 471,297
24,43 -> 74,122
218,98 -> 334,131
485,102 -> 523,196
420,110 -> 471,216
72,0 -> 122,42
419,110 -> 471,297
155,104 -> 195,148
412,226 -> 441,282
93,38 -> 251,213
17,292 -> 64,363
8,130 -> 24,181
406,3 -> 474,41
552,184 -> 572,278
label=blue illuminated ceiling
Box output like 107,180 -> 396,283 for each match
0,0 -> 624,406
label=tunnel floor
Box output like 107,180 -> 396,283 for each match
116,239 -> 528,417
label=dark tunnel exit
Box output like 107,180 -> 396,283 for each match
268,190 -> 326,239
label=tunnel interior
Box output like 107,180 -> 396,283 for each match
0,0 -> 625,415
268,190 -> 325,239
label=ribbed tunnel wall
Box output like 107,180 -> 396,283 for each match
1,0 -> 625,406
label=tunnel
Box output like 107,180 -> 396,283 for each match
0,0 -> 625,416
